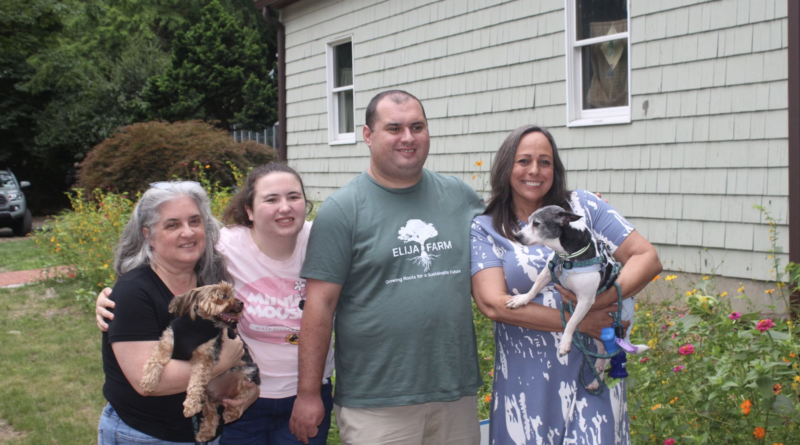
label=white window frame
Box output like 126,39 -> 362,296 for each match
564,0 -> 631,127
326,35 -> 356,145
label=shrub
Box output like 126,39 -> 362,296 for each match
77,120 -> 276,195
35,167 -> 240,294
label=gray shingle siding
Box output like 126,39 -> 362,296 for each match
279,0 -> 789,280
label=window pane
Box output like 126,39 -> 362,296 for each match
337,89 -> 354,134
334,42 -> 353,88
581,38 -> 628,109
575,0 -> 627,41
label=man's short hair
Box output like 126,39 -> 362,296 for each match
365,90 -> 428,131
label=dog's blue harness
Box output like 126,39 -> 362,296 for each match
548,240 -> 619,293
551,240 -> 625,396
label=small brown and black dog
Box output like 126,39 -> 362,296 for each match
140,281 -> 260,442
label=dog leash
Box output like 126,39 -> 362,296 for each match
553,243 -> 625,396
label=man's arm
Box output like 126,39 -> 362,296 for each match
289,278 -> 342,445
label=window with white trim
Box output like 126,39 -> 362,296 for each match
565,0 -> 631,127
326,37 -> 355,144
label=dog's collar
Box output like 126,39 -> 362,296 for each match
557,243 -> 592,259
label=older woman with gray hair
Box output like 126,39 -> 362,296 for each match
98,181 -> 247,445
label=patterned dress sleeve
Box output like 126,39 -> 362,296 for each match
470,215 -> 504,276
572,190 -> 635,254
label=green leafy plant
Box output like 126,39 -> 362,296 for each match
34,163 -> 242,295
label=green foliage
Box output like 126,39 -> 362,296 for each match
2,0 -> 278,213
144,0 -> 277,130
628,276 -> 799,444
474,301 -> 495,419
76,120 -> 276,195
35,164 -> 244,292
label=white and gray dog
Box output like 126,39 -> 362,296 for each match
508,205 -> 648,389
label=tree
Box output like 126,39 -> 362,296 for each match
398,220 -> 440,272
144,0 -> 277,130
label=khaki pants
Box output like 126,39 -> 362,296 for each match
334,396 -> 480,445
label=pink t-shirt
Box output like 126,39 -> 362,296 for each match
218,222 -> 334,398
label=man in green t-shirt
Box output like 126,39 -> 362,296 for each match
289,90 -> 484,445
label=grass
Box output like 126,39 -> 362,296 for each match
0,279 -> 104,444
0,238 -> 57,272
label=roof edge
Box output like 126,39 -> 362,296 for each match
254,0 -> 301,9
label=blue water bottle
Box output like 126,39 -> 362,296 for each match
600,327 -> 628,378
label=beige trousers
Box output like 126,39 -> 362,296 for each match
334,395 -> 480,445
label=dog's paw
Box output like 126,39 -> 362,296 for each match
223,406 -> 243,423
586,379 -> 600,391
183,400 -> 203,418
140,373 -> 160,395
557,341 -> 571,357
506,295 -> 531,309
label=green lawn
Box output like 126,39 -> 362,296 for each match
0,238 -> 57,272
0,280 -> 104,444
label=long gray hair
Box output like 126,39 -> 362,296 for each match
114,181 -> 230,285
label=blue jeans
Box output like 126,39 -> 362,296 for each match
221,382 -> 334,445
98,403 -> 220,445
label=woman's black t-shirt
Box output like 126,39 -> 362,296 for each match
102,265 -> 219,442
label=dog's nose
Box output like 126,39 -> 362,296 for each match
237,300 -> 244,308
513,233 -> 523,242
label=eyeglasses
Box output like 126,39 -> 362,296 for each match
149,181 -> 201,190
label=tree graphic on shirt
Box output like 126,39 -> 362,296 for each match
398,219 -> 440,272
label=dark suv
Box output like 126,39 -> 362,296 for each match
0,169 -> 32,236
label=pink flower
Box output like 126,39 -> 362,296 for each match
661,324 -> 668,331
640,357 -> 649,364
729,312 -> 741,320
679,344 -> 695,356
678,313 -> 685,318
671,333 -> 678,339
756,319 -> 775,333
673,365 -> 685,372
664,439 -> 676,445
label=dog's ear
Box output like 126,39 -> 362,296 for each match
557,211 -> 582,226
195,285 -> 223,318
169,288 -> 203,318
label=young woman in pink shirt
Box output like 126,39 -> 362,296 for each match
217,163 -> 335,444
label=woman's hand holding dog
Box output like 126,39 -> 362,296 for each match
96,287 -> 114,332
213,333 -> 246,377
571,311 -> 629,340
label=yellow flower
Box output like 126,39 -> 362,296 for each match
778,282 -> 785,289
794,375 -> 800,383
651,275 -> 661,282
651,403 -> 662,410
765,289 -> 775,294
738,286 -> 745,293
472,175 -> 476,180
50,237 -> 55,242
475,161 -> 483,167
702,276 -> 709,280
646,312 -> 651,317
720,292 -> 728,297
205,164 -> 210,169
103,264 -> 108,269
665,275 -> 677,281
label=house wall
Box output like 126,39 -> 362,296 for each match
279,0 -> 789,282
